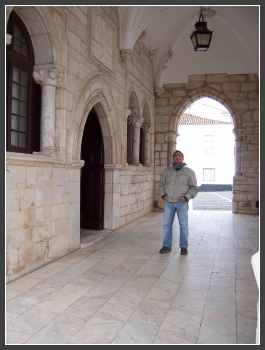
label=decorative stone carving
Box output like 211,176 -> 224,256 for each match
154,86 -> 165,96
128,116 -> 144,128
201,7 -> 216,18
233,128 -> 245,141
120,48 -> 133,63
91,8 -> 115,73
33,68 -> 63,87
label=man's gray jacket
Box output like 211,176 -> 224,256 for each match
158,166 -> 198,202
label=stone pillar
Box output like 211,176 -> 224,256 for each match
128,116 -> 144,166
33,68 -> 63,156
167,131 -> 177,167
104,163 -> 123,230
142,123 -> 152,167
233,128 -> 245,176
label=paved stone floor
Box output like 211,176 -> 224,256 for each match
6,209 -> 259,345
192,191 -> 233,211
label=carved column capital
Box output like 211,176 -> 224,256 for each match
154,86 -> 165,96
233,128 -> 245,141
120,49 -> 133,63
6,33 -> 12,45
166,131 -> 177,143
141,123 -> 152,132
128,116 -> 144,128
33,68 -> 64,87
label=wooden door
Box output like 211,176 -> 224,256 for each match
80,108 -> 104,229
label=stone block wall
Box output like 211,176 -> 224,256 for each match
6,6 -> 156,281
6,154 -> 83,282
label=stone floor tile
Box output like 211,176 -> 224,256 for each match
210,271 -> 236,287
6,330 -> 33,344
6,276 -> 43,301
203,300 -> 236,321
236,312 -> 257,344
25,262 -> 71,279
5,211 -> 259,345
206,286 -> 236,303
31,284 -> 90,313
6,308 -> 58,335
24,321 -> 83,344
68,317 -> 124,344
197,319 -> 236,344
6,295 -> 41,315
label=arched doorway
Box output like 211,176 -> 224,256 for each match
177,97 -> 234,211
80,107 -> 104,229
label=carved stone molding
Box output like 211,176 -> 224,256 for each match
104,164 -> 123,171
90,7 -> 116,74
201,7 -> 216,18
120,48 -> 133,63
233,128 -> 245,141
33,68 -> 64,87
154,86 -> 165,96
141,123 -> 152,132
128,116 -> 144,128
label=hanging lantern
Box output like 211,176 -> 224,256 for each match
190,7 -> 213,52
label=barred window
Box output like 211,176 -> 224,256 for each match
204,135 -> 215,154
203,168 -> 215,181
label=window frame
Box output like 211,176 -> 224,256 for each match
203,168 -> 215,181
6,11 -> 41,154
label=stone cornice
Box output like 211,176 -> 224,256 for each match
104,164 -> 123,171
6,152 -> 84,168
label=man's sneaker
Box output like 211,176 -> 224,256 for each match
159,246 -> 172,253
180,248 -> 188,255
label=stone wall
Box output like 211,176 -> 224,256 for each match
154,73 -> 259,215
6,6 -> 155,282
6,153 -> 83,282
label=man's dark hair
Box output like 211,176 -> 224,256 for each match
173,150 -> 184,158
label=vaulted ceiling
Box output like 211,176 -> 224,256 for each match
118,6 -> 259,88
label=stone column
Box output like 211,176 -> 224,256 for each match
167,131 -> 177,167
128,116 -> 144,165
33,68 -> 63,156
142,123 -> 151,167
233,128 -> 245,176
104,163 -> 123,230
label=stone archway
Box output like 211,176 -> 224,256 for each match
69,74 -> 122,230
154,74 -> 259,215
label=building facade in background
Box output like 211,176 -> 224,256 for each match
177,112 -> 234,191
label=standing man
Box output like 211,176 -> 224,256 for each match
158,150 -> 198,255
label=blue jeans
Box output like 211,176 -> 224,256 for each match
163,200 -> 189,249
